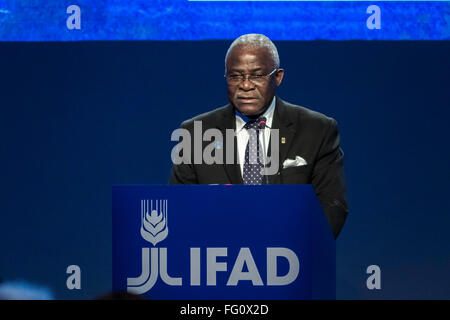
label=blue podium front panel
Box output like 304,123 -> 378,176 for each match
112,185 -> 335,299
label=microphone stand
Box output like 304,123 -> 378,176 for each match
258,119 -> 270,185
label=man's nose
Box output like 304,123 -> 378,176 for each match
239,77 -> 255,90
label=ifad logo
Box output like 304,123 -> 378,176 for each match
140,199 -> 168,246
127,199 -> 300,295
127,199 -> 177,294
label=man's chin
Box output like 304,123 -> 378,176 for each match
235,103 -> 264,117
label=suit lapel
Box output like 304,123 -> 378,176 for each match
214,98 -> 296,185
215,104 -> 243,184
268,97 -> 297,184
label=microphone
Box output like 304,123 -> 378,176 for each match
257,117 -> 270,185
258,119 -> 268,130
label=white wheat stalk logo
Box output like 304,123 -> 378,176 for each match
140,199 -> 168,246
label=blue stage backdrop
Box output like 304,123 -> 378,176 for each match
1,0 -> 450,300
0,41 -> 449,299
1,1 -> 450,41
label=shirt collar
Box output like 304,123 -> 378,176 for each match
235,96 -> 276,132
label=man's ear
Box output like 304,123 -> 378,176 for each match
275,69 -> 284,86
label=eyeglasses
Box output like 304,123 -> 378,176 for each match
224,68 -> 278,85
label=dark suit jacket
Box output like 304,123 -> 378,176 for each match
170,97 -> 348,238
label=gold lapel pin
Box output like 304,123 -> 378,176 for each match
281,137 -> 286,144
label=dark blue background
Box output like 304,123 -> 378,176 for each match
0,41 -> 449,299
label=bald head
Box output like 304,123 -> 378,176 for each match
225,34 -> 280,72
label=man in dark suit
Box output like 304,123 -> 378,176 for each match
170,34 -> 347,238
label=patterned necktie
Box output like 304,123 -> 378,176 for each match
243,118 -> 264,185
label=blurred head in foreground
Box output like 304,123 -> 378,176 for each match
0,280 -> 54,300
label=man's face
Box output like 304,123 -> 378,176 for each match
225,45 -> 284,117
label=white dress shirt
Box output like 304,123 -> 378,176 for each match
235,97 -> 276,177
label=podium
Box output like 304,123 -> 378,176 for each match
112,185 -> 335,299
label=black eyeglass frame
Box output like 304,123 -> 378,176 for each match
224,68 -> 279,85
